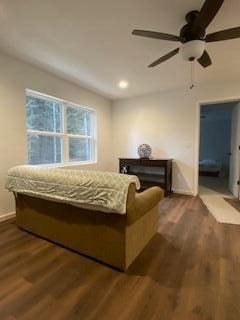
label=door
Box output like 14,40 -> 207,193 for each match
238,154 -> 240,200
229,103 -> 240,197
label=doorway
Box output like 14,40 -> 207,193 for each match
198,102 -> 238,197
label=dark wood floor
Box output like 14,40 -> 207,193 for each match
0,195 -> 240,320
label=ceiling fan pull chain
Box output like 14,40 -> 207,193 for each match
190,61 -> 195,90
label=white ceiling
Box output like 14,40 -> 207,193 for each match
0,0 -> 240,99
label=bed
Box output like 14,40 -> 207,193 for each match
199,159 -> 222,177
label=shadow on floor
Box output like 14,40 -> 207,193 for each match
199,175 -> 232,196
126,233 -> 196,289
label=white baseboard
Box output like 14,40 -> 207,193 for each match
0,211 -> 16,223
173,189 -> 196,196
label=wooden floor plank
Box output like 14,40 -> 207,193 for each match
0,195 -> 240,320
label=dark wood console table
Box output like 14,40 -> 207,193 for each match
119,158 -> 173,196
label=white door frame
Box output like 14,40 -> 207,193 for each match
194,97 -> 240,196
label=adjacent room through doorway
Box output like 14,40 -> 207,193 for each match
199,102 -> 235,197
198,101 -> 240,225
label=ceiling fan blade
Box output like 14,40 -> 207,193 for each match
206,27 -> 240,42
192,0 -> 224,33
198,50 -> 212,68
148,48 -> 179,68
132,29 -> 180,41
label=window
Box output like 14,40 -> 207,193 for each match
26,90 -> 96,166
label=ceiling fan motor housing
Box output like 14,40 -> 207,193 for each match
180,11 -> 206,43
180,40 -> 206,61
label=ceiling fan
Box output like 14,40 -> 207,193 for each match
132,0 -> 240,68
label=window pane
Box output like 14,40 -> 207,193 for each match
28,134 -> 62,165
69,138 -> 91,162
67,106 -> 91,135
26,96 -> 63,133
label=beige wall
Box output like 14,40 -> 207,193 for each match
2,49 -> 240,215
0,51 -> 112,216
112,82 -> 240,195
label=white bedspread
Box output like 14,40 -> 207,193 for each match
6,166 -> 140,214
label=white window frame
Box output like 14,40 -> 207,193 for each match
26,89 -> 97,167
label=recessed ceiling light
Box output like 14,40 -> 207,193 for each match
118,80 -> 129,89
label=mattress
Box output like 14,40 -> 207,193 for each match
6,166 -> 140,214
199,159 -> 222,172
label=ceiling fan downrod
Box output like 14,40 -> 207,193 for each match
190,61 -> 195,90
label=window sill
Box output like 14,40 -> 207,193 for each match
35,161 -> 97,168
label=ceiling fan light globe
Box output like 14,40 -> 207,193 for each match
180,40 -> 206,61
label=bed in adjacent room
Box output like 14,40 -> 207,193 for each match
199,159 -> 222,177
